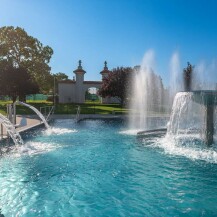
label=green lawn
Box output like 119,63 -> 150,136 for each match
0,100 -> 129,115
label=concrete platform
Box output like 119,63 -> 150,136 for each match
0,115 -> 42,139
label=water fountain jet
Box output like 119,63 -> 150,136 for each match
129,50 -> 169,131
0,113 -> 23,146
17,101 -> 50,129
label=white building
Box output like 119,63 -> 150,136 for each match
58,60 -> 119,104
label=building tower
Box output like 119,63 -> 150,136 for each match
73,60 -> 86,103
100,61 -> 111,103
100,61 -> 110,79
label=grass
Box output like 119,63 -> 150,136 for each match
0,100 -> 129,115
55,102 -> 129,115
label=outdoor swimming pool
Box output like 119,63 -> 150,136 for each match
1,119 -> 217,216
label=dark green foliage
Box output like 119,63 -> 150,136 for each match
98,67 -> 133,106
0,65 -> 39,102
54,72 -> 69,81
0,26 -> 53,93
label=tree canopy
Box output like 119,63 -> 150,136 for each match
0,26 -> 53,93
54,72 -> 69,81
0,65 -> 39,102
98,67 -> 133,106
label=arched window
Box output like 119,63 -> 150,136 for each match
85,87 -> 100,102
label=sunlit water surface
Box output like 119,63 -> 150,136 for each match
1,119 -> 217,216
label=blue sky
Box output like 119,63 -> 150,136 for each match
0,0 -> 217,86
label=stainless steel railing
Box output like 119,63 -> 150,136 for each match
39,106 -> 55,121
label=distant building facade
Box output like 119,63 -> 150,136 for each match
58,60 -> 119,104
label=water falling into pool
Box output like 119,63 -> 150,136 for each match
17,101 -> 50,129
167,91 -> 217,145
0,113 -> 23,146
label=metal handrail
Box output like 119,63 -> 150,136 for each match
75,106 -> 80,122
39,106 -> 55,121
46,106 -> 55,121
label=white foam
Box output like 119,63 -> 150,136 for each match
119,129 -> 143,136
8,141 -> 59,157
44,127 -> 78,136
147,136 -> 217,163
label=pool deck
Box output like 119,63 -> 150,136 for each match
0,115 -> 42,139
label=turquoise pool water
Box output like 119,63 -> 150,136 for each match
1,119 -> 217,216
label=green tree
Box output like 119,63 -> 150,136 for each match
98,67 -> 133,106
0,26 -> 53,92
54,72 -> 69,81
0,65 -> 39,102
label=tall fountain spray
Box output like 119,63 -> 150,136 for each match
129,50 -> 168,131
129,50 -> 155,130
132,51 -> 217,147
194,61 -> 217,90
17,101 -> 50,129
169,52 -> 182,102
0,113 -> 23,145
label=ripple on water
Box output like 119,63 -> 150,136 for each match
1,119 -> 217,216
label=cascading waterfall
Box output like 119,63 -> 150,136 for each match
0,113 -> 23,145
167,91 -> 217,144
167,92 -> 204,136
17,101 -> 50,129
